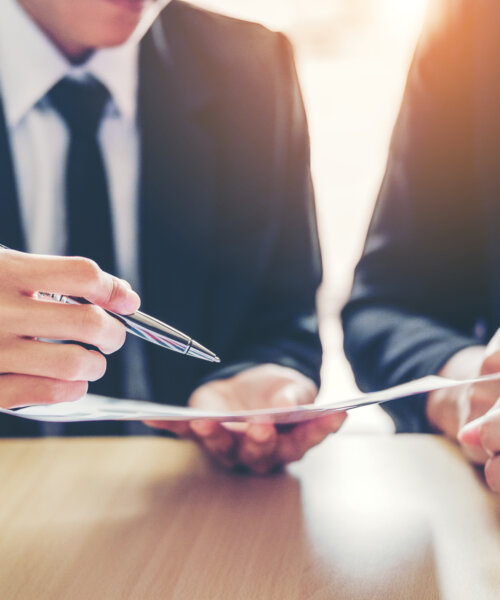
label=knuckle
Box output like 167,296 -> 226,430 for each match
82,351 -> 107,381
43,381 -> 67,404
59,346 -> 88,381
115,323 -> 127,349
104,321 -> 127,354
0,301 -> 17,332
73,257 -> 102,287
93,352 -> 107,380
40,379 -> 85,404
81,304 -> 107,339
106,277 -> 123,306
71,380 -> 89,400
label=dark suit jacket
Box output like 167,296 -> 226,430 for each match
0,1 -> 322,436
342,0 -> 500,432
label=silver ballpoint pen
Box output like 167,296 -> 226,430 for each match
0,245 -> 220,363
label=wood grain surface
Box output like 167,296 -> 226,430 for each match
0,434 -> 499,600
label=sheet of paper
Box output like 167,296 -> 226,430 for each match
1,372 -> 500,425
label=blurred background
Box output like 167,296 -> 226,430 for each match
196,0 -> 429,432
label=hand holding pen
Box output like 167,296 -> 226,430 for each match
0,246 -> 218,411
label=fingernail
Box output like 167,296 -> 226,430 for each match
120,279 -> 132,290
458,420 -> 483,447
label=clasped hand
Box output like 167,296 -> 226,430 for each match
146,364 -> 347,475
453,331 -> 500,493
459,400 -> 500,493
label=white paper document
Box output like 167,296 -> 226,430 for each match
1,372 -> 500,425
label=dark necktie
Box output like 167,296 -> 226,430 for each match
48,77 -> 124,401
48,77 -> 117,274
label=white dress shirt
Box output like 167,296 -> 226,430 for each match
0,0 -> 155,423
0,0 -> 141,288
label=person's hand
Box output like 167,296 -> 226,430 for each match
427,331 -> 500,464
455,347 -> 500,463
145,364 -> 347,474
0,248 -> 140,409
459,400 -> 500,493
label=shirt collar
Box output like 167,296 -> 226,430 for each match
70,44 -> 138,123
0,0 -> 139,128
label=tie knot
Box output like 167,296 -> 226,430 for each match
48,77 -> 111,136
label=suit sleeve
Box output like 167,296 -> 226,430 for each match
201,33 -> 323,388
341,0 -> 488,432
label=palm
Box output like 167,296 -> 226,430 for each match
189,365 -> 316,412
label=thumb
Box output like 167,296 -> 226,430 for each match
271,382 -> 315,408
460,398 -> 500,446
458,414 -> 490,465
189,381 -> 229,411
458,416 -> 484,448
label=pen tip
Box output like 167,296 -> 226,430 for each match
188,340 -> 221,363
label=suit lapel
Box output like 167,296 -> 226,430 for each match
138,11 -> 219,326
0,98 -> 39,435
0,98 -> 25,250
137,9 -> 220,400
473,5 -> 500,329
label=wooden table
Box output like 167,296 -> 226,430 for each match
1,435 -> 499,600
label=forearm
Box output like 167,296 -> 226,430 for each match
198,319 -> 322,389
342,303 -> 479,391
342,302 -> 482,432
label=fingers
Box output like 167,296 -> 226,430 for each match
299,412 -> 348,448
178,367 -> 338,474
1,250 -> 140,315
277,412 -> 347,464
238,413 -> 346,474
0,297 -> 127,354
0,250 -> 141,410
478,412 -> 500,455
271,382 -> 316,408
0,339 -> 106,381
0,374 -> 87,409
459,410 -> 500,452
190,420 -> 238,468
459,409 -> 500,485
147,413 -> 348,476
485,456 -> 500,493
460,442 -> 490,466
238,424 -> 278,467
480,347 -> 500,372
234,413 -> 349,474
192,422 -> 281,474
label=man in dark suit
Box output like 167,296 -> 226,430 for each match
0,0 -> 346,473
342,0 -> 500,491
